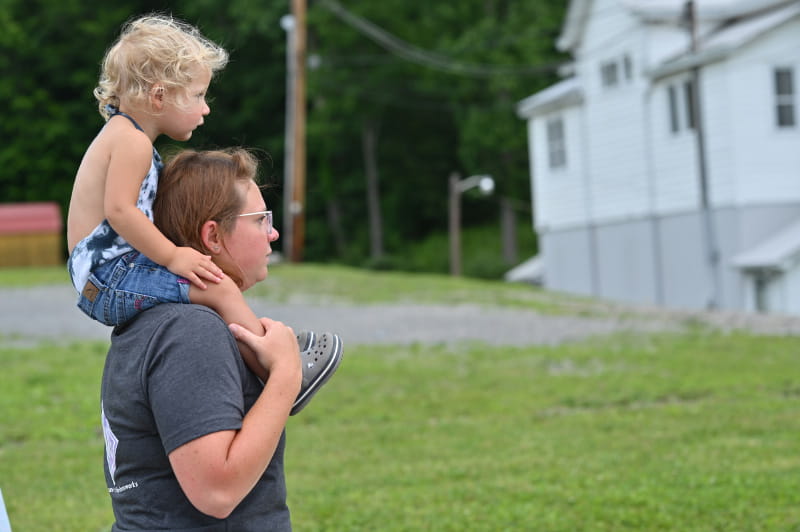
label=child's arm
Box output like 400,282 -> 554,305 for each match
105,131 -> 223,289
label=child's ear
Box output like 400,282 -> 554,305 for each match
149,84 -> 165,110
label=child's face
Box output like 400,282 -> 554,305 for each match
161,68 -> 212,142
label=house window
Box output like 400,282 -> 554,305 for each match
684,79 -> 696,130
774,67 -> 795,128
600,55 -> 633,88
600,61 -> 619,88
668,85 -> 680,133
667,79 -> 696,134
546,117 -> 567,169
623,54 -> 633,81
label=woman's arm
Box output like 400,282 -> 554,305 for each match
167,318 -> 301,518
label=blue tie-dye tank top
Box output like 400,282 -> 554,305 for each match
68,107 -> 163,294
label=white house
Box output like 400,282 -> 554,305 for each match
516,0 -> 800,314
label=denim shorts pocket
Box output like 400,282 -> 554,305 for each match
114,290 -> 160,324
76,273 -> 110,324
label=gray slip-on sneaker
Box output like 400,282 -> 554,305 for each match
291,331 -> 343,416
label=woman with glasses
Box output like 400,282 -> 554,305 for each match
100,147 -> 313,530
72,147 -> 341,416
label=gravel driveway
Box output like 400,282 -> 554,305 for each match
3,284 -> 800,347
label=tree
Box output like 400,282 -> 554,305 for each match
0,0 -> 135,211
304,0 -> 567,267
1,0 -> 569,273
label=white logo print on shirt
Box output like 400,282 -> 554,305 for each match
101,402 -> 119,485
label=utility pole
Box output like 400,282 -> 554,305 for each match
282,0 -> 307,262
280,13 -> 296,262
686,0 -> 721,309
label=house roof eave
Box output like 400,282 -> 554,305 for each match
732,218 -> 800,272
626,0 -> 795,23
557,0 -> 592,52
516,78 -> 583,120
646,2 -> 800,81
646,46 -> 732,81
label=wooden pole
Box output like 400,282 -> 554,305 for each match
290,0 -> 307,262
449,172 -> 461,276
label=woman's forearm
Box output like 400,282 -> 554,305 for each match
169,361 -> 299,518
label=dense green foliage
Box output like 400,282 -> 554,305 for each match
1,0 -> 567,273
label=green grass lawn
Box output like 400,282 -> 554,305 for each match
0,266 -> 71,287
2,266 -> 800,530
3,333 -> 800,531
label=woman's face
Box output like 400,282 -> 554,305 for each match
223,181 -> 279,290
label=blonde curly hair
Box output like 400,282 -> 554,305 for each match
94,14 -> 229,120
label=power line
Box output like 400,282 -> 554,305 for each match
317,0 -> 565,78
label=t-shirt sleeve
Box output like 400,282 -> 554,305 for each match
144,305 -> 246,455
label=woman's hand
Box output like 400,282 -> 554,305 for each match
229,318 -> 301,388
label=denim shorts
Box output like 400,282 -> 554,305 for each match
77,251 -> 191,326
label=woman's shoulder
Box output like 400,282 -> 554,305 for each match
115,303 -> 227,339
154,303 -> 226,327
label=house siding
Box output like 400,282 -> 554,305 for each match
520,0 -> 800,313
580,0 -> 652,223
539,227 -> 596,296
531,107 -> 589,228
729,20 -> 800,205
594,218 -> 659,304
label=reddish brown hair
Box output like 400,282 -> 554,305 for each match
154,148 -> 260,285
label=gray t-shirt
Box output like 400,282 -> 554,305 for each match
100,303 -> 291,532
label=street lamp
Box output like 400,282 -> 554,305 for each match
449,171 -> 495,276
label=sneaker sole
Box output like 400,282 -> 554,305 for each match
291,333 -> 343,416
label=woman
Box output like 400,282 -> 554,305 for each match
100,148 -> 301,531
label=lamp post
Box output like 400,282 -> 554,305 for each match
449,171 -> 495,276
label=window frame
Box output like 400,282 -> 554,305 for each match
546,116 -> 567,170
684,79 -> 696,130
600,61 -> 619,88
668,85 -> 680,133
774,67 -> 796,128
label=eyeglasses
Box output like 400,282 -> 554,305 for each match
237,210 -> 273,235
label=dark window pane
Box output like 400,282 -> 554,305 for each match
777,104 -> 795,127
684,80 -> 695,130
668,85 -> 679,133
775,68 -> 793,95
774,68 -> 795,128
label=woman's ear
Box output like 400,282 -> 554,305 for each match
201,220 -> 223,254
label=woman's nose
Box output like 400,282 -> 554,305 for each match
269,227 -> 280,242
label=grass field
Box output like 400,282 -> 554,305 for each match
2,266 -> 800,531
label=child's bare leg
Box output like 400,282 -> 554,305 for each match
189,277 -> 268,381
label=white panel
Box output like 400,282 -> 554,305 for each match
531,107 -> 589,229
785,267 -> 800,314
726,18 -> 800,205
